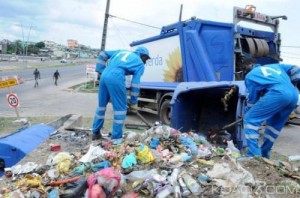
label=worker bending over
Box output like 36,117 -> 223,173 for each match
92,46 -> 151,144
244,64 -> 300,158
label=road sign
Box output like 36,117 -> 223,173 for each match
7,93 -> 19,108
86,64 -> 96,74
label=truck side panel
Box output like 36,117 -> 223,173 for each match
181,21 -> 234,82
131,19 -> 235,83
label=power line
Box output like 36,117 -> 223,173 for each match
281,55 -> 300,59
109,18 -> 130,48
109,14 -> 161,29
281,45 -> 300,48
281,51 -> 300,56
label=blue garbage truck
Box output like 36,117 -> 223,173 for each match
129,5 -> 286,148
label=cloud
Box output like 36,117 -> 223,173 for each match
0,0 -> 299,65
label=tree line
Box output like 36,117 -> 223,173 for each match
6,40 -> 45,55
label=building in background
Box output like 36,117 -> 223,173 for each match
67,39 -> 78,50
0,39 -> 10,54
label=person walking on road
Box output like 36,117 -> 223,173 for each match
243,63 -> 300,158
91,46 -> 151,144
33,68 -> 40,87
53,70 -> 60,86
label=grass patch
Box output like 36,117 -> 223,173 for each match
0,116 -> 59,136
71,81 -> 98,93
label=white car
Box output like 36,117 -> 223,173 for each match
60,59 -> 67,63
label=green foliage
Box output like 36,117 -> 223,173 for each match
35,41 -> 45,48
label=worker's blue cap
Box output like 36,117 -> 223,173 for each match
134,46 -> 150,59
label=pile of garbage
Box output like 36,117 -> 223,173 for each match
1,124 -> 300,197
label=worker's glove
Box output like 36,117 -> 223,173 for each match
129,104 -> 138,113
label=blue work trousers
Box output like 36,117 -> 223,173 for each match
92,71 -> 127,139
244,87 -> 298,158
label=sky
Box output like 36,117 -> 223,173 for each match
0,0 -> 299,64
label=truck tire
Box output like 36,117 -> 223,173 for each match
159,100 -> 171,125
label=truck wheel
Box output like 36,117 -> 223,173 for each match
160,100 -> 171,125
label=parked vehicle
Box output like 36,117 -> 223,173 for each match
129,5 -> 286,148
60,59 -> 67,63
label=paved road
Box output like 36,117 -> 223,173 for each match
0,62 -> 299,157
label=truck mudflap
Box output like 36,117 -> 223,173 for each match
170,81 -> 247,149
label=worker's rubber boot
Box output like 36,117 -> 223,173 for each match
92,132 -> 102,140
261,149 -> 271,159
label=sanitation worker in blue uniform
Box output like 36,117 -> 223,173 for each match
244,64 -> 300,158
92,46 -> 151,143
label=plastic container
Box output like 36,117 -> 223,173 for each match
168,168 -> 179,185
125,169 -> 158,181
174,183 -> 181,198
181,172 -> 202,196
156,185 -> 173,198
178,177 -> 191,197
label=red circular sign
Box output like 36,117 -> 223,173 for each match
7,93 -> 19,108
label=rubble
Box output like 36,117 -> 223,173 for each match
1,123 -> 300,198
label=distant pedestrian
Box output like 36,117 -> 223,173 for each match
33,68 -> 40,87
53,70 -> 60,86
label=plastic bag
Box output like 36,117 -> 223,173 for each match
79,144 -> 107,163
136,144 -> 154,164
53,152 -> 73,174
95,167 -> 121,198
121,153 -> 137,169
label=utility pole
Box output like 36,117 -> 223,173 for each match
100,0 -> 110,51
25,24 -> 34,57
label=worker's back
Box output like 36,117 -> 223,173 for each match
102,50 -> 144,77
245,64 -> 294,93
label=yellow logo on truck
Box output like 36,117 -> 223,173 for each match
163,47 -> 183,82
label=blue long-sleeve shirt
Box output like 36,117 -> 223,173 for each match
245,64 -> 295,106
101,50 -> 145,104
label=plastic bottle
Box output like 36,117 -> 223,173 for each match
168,168 -> 180,185
156,185 -> 173,198
125,169 -> 158,181
178,177 -> 191,197
168,153 -> 192,164
288,155 -> 300,162
181,171 -> 202,195
174,182 -> 182,198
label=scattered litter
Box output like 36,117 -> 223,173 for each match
1,123 -> 300,197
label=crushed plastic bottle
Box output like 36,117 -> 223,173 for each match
178,177 -> 191,197
181,171 -> 202,196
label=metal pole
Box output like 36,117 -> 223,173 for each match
21,24 -> 25,58
100,0 -> 110,51
25,24 -> 33,57
179,4 -> 183,21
